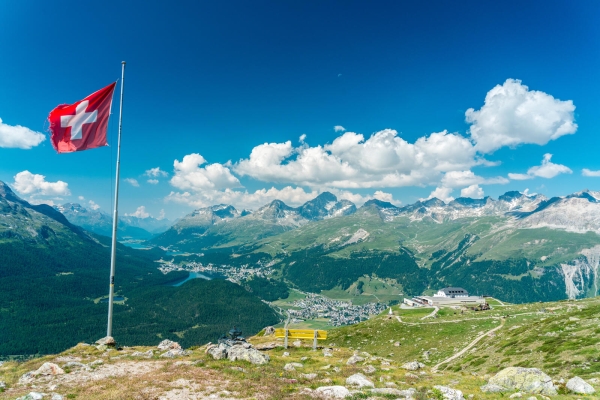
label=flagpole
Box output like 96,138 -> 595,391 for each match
106,61 -> 126,340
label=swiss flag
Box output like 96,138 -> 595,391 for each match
48,82 -> 116,153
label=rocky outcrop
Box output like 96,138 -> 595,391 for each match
434,385 -> 465,400
566,376 -> 595,394
487,367 -> 557,395
345,373 -> 374,388
314,385 -> 350,398
206,339 -> 269,365
401,361 -> 425,370
19,363 -> 65,384
345,354 -> 364,365
157,339 -> 181,351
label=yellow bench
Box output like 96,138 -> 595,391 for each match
274,328 -> 328,350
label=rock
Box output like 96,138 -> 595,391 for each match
320,364 -> 331,370
131,350 -> 154,358
363,365 -> 376,374
227,345 -> 270,365
526,397 -> 537,400
371,388 -> 416,397
160,349 -> 190,358
95,336 -> 115,346
434,385 -> 465,400
588,377 -> 600,384
323,348 -> 333,357
481,383 -> 507,393
264,326 -> 275,336
405,372 -> 419,379
346,373 -> 374,388
0,381 -> 5,390
284,362 -> 304,371
566,376 -> 595,394
320,378 -> 333,384
207,344 -> 228,360
332,367 -> 341,373
301,357 -> 309,361
314,385 -> 350,398
385,382 -> 397,387
63,362 -> 89,371
37,362 -> 65,376
401,361 -> 425,370
346,355 -> 364,365
394,341 -> 401,347
509,394 -> 523,398
301,373 -> 318,380
254,342 -> 277,350
95,344 -> 107,351
157,339 -> 181,351
488,367 -> 557,395
293,340 -> 302,347
17,393 -> 45,400
51,395 -> 64,400
282,352 -> 290,357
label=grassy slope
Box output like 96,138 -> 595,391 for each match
2,296 -> 600,399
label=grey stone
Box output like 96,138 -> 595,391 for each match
282,351 -> 290,357
94,336 -> 115,346
401,360 -> 425,370
157,339 -> 181,351
160,349 -> 189,358
63,362 -> 89,371
301,373 -> 318,380
566,376 -> 595,394
346,355 -> 364,365
314,386 -> 350,398
433,385 -> 465,400
254,342 -> 277,350
51,395 -> 64,400
284,362 -> 304,371
480,383 -> 507,393
488,367 -> 557,395
227,345 -> 270,365
263,326 -> 275,336
293,340 -> 302,347
17,393 -> 45,400
301,357 -> 309,361
130,350 -> 154,358
405,372 -> 419,379
363,365 -> 376,374
207,344 -> 228,360
346,373 -> 374,388
509,394 -> 523,399
323,348 -> 333,357
0,381 -> 5,390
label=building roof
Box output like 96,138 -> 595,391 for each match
439,287 -> 468,295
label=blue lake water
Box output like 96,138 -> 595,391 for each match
120,241 -> 151,250
100,296 -> 125,303
172,271 -> 225,287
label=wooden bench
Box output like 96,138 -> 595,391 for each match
274,328 -> 328,350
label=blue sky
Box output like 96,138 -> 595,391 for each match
1,0 -> 600,219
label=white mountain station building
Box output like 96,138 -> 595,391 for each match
403,287 -> 486,307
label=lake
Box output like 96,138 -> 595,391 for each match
172,271 -> 225,287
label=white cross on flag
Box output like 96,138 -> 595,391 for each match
48,82 -> 116,153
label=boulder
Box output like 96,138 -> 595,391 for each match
480,383 -> 506,393
21,362 -> 65,382
433,385 -> 465,400
363,365 -> 376,374
346,373 -> 374,388
301,373 -> 318,380
16,393 -> 45,400
346,355 -> 364,365
314,386 -> 350,398
263,326 -> 275,336
323,348 -> 333,357
284,362 -> 304,371
207,344 -> 228,360
227,345 -> 270,365
95,336 -> 115,346
401,361 -> 425,370
487,367 -> 557,395
566,376 -> 595,394
157,339 -> 181,351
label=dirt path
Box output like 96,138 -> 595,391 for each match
421,306 -> 439,320
431,317 -> 506,371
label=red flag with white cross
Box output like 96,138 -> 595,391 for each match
48,82 -> 116,153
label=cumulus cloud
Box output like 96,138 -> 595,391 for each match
88,200 -> 100,210
299,134 -> 307,143
508,153 -> 572,180
334,125 -> 346,132
126,205 -> 150,219
582,169 -> 600,177
78,195 -> 85,201
12,171 -> 70,196
0,118 -> 46,149
425,187 -> 454,203
373,190 -> 402,206
170,153 -> 242,192
125,178 -> 139,187
441,170 -> 508,188
235,129 -> 483,189
466,79 -> 577,153
147,179 -> 159,184
145,167 -> 168,178
460,184 -> 484,199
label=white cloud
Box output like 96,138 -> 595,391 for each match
235,129 -> 482,189
125,178 -> 139,187
88,200 -> 100,210
0,117 -> 46,149
78,195 -> 85,201
158,209 -> 166,220
170,153 -> 242,192
299,134 -> 307,143
460,184 -> 484,199
425,187 -> 454,203
126,205 -> 150,219
509,153 -> 572,180
334,125 -> 346,132
28,198 -> 56,206
441,170 -> 508,188
147,179 -> 159,184
145,167 -> 168,178
466,79 -> 577,153
582,169 -> 600,177
373,190 -> 402,206
12,171 -> 70,196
